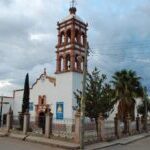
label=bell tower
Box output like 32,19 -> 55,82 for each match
55,4 -> 88,74
54,1 -> 89,119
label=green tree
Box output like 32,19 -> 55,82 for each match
111,69 -> 143,121
74,68 -> 115,133
22,73 -> 30,113
19,73 -> 30,130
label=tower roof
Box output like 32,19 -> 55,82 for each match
60,14 -> 84,23
59,6 -> 85,24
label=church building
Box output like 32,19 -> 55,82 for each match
13,6 -> 88,120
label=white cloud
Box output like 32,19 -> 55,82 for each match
0,80 -> 11,88
30,33 -> 51,41
136,59 -> 150,64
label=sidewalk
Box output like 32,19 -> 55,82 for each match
0,130 -> 80,150
85,132 -> 150,150
0,130 -> 150,150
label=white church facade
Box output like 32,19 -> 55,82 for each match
13,6 -> 87,120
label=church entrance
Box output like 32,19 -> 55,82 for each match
35,95 -> 50,134
38,111 -> 45,134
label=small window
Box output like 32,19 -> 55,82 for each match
29,102 -> 34,111
41,98 -> 44,105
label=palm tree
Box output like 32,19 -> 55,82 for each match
111,69 -> 143,122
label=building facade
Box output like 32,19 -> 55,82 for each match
13,6 -> 88,121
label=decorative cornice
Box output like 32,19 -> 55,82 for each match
14,72 -> 57,97
32,73 -> 56,88
46,76 -> 56,86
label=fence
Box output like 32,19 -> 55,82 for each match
84,119 -> 97,142
84,120 -> 116,143
130,121 -> 137,134
147,118 -> 150,130
29,116 -> 45,136
52,118 -> 75,139
104,120 -> 115,141
12,116 -> 20,129
1,112 -> 150,144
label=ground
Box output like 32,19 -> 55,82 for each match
0,137 -> 65,150
101,137 -> 150,150
1,136 -> 150,150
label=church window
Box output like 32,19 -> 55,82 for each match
29,102 -> 34,111
38,96 -> 41,104
41,98 -> 44,105
56,102 -> 64,120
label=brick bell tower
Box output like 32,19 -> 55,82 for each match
55,5 -> 88,74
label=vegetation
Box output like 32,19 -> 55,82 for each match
22,73 -> 30,114
74,68 -> 115,133
111,69 -> 143,121
137,101 -> 150,116
74,67 -> 146,134
137,88 -> 150,117
19,73 -> 30,130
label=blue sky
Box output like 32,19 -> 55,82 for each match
0,0 -> 150,95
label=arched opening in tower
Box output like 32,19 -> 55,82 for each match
59,56 -> 64,72
81,32 -> 85,46
60,32 -> 65,45
75,54 -> 81,71
75,29 -> 79,43
66,54 -> 71,71
66,29 -> 71,44
81,56 -> 84,71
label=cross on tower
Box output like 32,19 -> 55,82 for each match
70,0 -> 77,8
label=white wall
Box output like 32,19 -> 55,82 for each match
30,75 -> 57,117
13,72 -> 83,120
72,72 -> 83,116
55,72 -> 83,119
108,98 -> 143,120
13,91 -> 23,116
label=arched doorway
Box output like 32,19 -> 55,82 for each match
35,95 -> 51,134
38,111 -> 45,134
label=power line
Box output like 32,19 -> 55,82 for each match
90,38 -> 150,47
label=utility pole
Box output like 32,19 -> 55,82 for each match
80,42 -> 88,150
0,96 -> 3,127
144,87 -> 148,132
